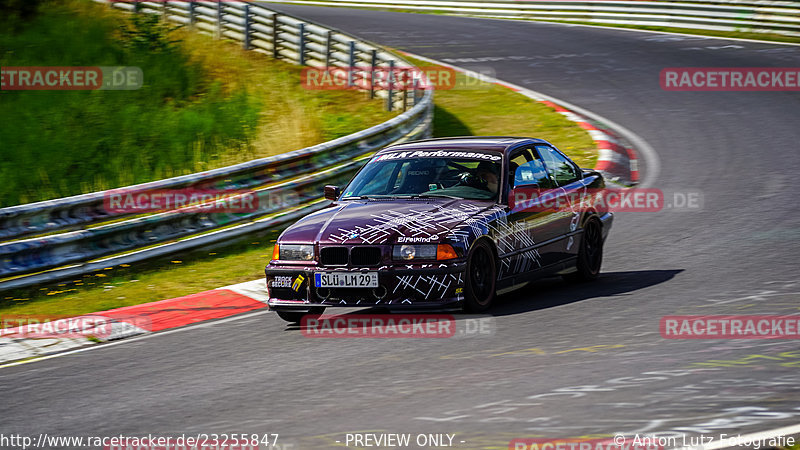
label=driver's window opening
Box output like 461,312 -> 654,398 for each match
510,148 -> 553,190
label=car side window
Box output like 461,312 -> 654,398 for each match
536,145 -> 580,187
509,148 -> 553,189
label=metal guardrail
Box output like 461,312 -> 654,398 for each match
0,0 -> 433,291
262,0 -> 800,37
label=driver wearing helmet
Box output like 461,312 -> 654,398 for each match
476,161 -> 500,195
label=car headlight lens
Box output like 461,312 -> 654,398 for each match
278,244 -> 315,261
393,244 -> 437,261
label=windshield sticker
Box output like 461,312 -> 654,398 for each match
375,150 -> 501,161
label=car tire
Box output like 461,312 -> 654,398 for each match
564,217 -> 603,282
463,240 -> 497,313
274,307 -> 326,324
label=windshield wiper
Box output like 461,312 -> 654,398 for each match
410,193 -> 461,199
341,195 -> 372,200
341,194 -> 394,200
342,193 -> 462,200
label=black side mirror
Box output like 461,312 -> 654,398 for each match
324,185 -> 340,201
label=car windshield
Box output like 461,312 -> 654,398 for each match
341,150 -> 503,201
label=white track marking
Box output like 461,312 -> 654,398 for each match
221,278 -> 269,303
674,422 -> 800,449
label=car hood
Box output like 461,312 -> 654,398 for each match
279,199 -> 494,245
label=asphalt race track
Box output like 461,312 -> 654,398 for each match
3,5 -> 800,448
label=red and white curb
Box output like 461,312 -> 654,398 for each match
402,51 -> 651,186
0,279 -> 268,364
540,100 -> 639,184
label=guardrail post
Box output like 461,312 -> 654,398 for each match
347,41 -> 356,87
298,23 -> 306,65
133,0 -> 140,14
243,5 -> 251,50
324,30 -> 333,68
386,59 -> 395,112
412,78 -> 419,105
188,1 -> 196,27
162,0 -> 168,21
401,69 -> 408,112
272,13 -> 280,59
369,50 -> 377,99
216,0 -> 224,39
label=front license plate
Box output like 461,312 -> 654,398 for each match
315,272 -> 378,288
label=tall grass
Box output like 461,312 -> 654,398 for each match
0,1 -> 395,207
177,30 -> 395,167
0,2 -> 260,205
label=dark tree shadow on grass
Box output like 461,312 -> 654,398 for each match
432,105 -> 472,137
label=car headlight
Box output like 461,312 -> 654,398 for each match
393,244 -> 458,261
276,244 -> 315,261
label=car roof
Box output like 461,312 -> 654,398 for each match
376,136 -> 551,156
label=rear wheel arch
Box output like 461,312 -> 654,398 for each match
580,209 -> 600,228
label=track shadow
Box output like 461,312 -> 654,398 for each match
280,270 -> 682,330
491,269 -> 684,316
432,105 -> 472,137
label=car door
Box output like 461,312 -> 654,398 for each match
503,146 -> 563,273
534,144 -> 586,261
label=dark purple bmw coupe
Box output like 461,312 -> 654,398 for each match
265,137 -> 613,323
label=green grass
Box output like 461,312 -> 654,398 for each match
0,41 -> 598,319
0,0 -> 394,207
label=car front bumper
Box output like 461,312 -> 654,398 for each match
265,262 -> 466,310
